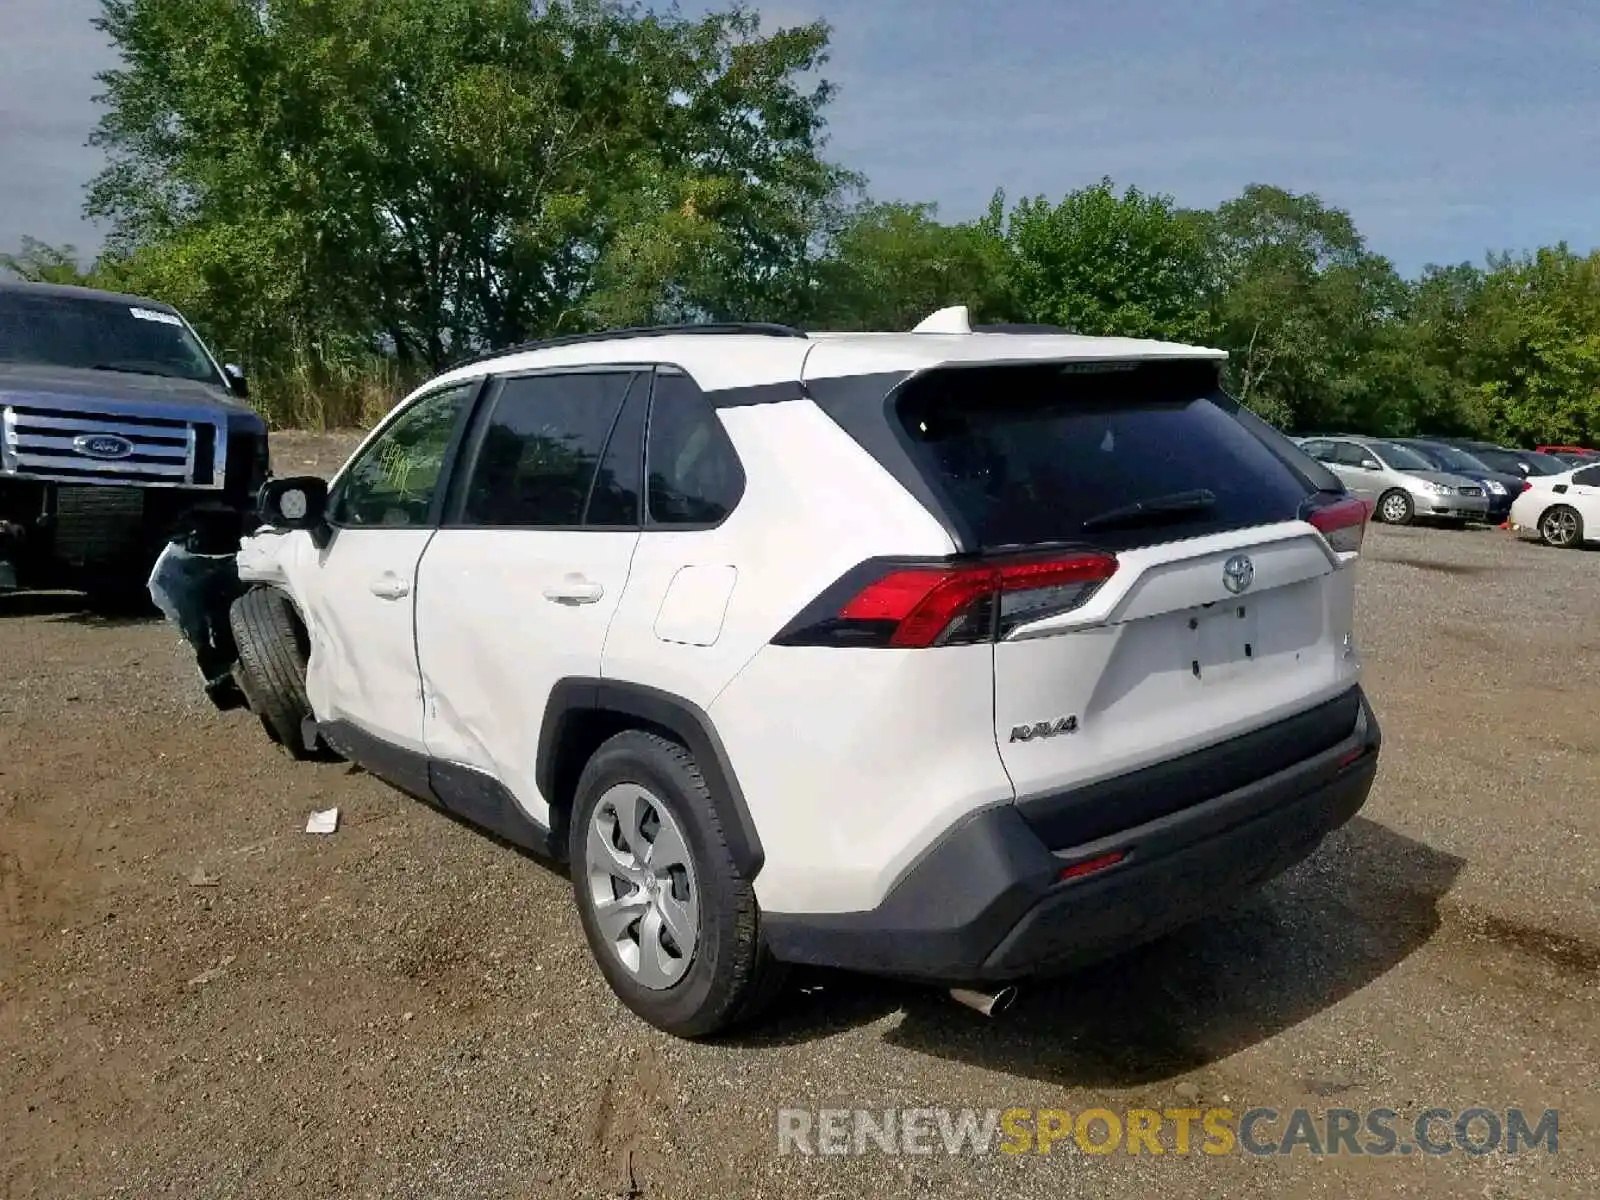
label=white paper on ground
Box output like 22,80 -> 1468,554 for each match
305,808 -> 340,834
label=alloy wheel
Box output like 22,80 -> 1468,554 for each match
1541,507 -> 1579,547
583,782 -> 700,989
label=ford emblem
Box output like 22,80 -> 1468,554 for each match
74,434 -> 135,460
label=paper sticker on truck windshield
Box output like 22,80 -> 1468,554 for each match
129,307 -> 182,326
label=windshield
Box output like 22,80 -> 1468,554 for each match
1522,451 -> 1569,476
1412,442 -> 1489,474
0,290 -> 220,384
1369,440 -> 1434,471
1468,447 -> 1523,474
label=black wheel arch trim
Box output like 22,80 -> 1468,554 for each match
536,678 -> 765,879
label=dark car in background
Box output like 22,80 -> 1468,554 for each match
1430,439 -> 1570,481
0,281 -> 269,598
1391,438 -> 1523,524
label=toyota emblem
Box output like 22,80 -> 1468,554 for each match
1222,553 -> 1255,595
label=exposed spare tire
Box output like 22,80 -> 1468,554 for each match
228,585 -> 333,760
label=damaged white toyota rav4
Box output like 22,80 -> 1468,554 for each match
205,306 -> 1380,1038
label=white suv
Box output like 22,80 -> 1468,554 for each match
220,306 -> 1381,1037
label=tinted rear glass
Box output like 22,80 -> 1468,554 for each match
893,361 -> 1315,550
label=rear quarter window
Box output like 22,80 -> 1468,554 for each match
893,361 -> 1316,551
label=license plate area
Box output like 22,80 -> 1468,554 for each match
1189,600 -> 1260,684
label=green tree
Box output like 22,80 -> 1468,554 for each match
995,178 -> 1212,342
1467,246 -> 1600,445
85,0 -> 849,371
803,201 -> 1014,330
0,238 -> 98,286
1200,184 -> 1405,431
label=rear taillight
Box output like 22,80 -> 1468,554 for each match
1521,480 -> 1533,493
775,553 -> 1119,648
1303,495 -> 1368,555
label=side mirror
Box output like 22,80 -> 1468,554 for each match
258,475 -> 328,533
1360,459 -> 1382,471
223,363 -> 249,399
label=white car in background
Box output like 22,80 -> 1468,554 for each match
1509,463 -> 1600,548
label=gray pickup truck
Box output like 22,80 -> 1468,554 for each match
0,280 -> 270,599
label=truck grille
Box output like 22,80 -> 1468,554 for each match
1,404 -> 225,489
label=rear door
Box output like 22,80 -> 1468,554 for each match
413,368 -> 646,827
886,361 -> 1359,803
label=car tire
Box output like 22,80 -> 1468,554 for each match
569,729 -> 787,1038
228,585 -> 329,760
1376,489 -> 1414,526
1537,504 -> 1584,549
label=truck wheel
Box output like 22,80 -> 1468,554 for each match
228,586 -> 325,760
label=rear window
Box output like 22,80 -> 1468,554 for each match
893,361 -> 1315,551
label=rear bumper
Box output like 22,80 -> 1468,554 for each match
763,686 -> 1381,983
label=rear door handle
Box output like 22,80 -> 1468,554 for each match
542,575 -> 604,605
370,574 -> 410,600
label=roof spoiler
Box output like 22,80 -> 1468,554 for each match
911,306 -> 1081,335
911,305 -> 972,333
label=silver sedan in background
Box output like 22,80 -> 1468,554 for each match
1293,435 -> 1492,526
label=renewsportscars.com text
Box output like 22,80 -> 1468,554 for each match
776,1106 -> 1559,1157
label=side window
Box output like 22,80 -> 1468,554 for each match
459,371 -> 639,527
1332,443 -> 1371,468
1571,465 -> 1600,487
330,382 -> 474,527
586,374 -> 647,526
645,371 -> 744,526
1300,440 -> 1333,462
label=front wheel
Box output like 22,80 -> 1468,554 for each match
569,730 -> 786,1038
1538,504 -> 1583,549
228,586 -> 336,759
1376,489 -> 1414,525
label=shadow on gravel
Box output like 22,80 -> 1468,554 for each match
736,817 -> 1463,1087
1368,556 -> 1495,576
0,591 -> 88,618
53,609 -> 162,629
0,590 -> 159,626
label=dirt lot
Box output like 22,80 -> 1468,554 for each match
2,449 -> 1597,1198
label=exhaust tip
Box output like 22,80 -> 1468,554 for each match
948,985 -> 1019,1017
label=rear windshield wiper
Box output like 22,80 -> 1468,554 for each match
1079,488 -> 1216,532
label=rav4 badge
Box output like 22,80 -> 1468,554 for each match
1009,715 -> 1079,743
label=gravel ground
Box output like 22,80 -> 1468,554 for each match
1,461 -> 1597,1198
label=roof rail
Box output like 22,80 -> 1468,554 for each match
449,321 -> 808,370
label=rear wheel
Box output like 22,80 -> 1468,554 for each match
1538,504 -> 1583,549
228,586 -> 331,759
1376,489 -> 1414,526
569,730 -> 786,1038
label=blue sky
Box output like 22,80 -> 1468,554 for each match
2,0 -> 1596,277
